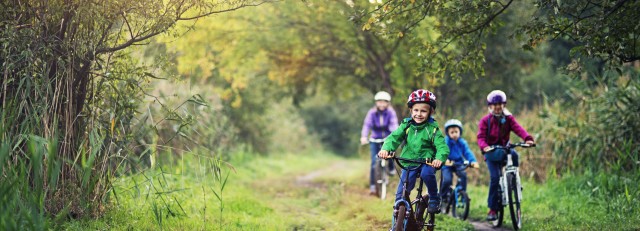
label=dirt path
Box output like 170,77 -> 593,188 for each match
295,160 -> 516,231
469,219 -> 513,231
256,156 -> 503,230
295,161 -> 349,187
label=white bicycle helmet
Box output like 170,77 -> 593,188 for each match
444,119 -> 463,135
374,91 -> 392,101
486,90 -> 507,105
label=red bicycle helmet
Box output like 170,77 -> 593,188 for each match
406,89 -> 437,109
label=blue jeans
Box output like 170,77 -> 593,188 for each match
369,142 -> 395,187
395,165 -> 438,202
486,150 -> 519,210
440,163 -> 468,197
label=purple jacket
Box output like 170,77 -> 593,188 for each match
361,107 -> 399,139
477,113 -> 533,151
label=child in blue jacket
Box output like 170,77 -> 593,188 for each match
439,119 -> 479,200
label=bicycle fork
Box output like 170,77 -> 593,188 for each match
500,167 -> 522,205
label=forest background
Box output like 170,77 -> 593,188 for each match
1,0 -> 638,230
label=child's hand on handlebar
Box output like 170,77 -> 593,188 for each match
431,159 -> 443,168
483,146 -> 492,152
525,140 -> 535,145
378,150 -> 393,159
470,162 -> 480,168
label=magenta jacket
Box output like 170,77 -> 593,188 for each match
477,114 -> 534,151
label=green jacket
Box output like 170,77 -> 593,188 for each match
382,118 -> 450,166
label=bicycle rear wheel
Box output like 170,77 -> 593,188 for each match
507,173 -> 522,230
425,211 -> 435,231
451,191 -> 470,220
393,204 -> 407,231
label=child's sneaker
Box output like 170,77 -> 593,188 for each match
486,210 -> 497,221
369,185 -> 377,196
427,196 -> 441,213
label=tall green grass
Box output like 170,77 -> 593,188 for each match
0,138 -> 59,230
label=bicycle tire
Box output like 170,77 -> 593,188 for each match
442,191 -> 452,215
508,173 -> 522,230
394,204 -> 407,231
381,170 -> 388,200
452,190 -> 470,220
374,159 -> 384,199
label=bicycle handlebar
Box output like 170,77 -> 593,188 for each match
390,155 -> 442,170
394,156 -> 430,164
445,160 -> 480,169
486,142 -> 536,152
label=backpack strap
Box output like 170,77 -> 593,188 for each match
487,115 -> 507,146
487,115 -> 491,141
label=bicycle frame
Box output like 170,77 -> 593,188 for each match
389,156 -> 439,231
393,162 -> 424,230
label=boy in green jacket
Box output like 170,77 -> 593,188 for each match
378,89 -> 449,213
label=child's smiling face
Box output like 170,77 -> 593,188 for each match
447,127 -> 461,141
489,103 -> 505,114
411,103 -> 431,123
375,100 -> 390,111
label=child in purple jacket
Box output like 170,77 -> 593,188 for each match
360,91 -> 399,196
477,90 -> 535,221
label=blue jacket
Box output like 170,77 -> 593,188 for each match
445,137 -> 477,164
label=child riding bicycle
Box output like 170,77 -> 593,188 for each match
477,90 -> 535,221
440,119 -> 479,203
360,91 -> 399,196
378,89 -> 449,214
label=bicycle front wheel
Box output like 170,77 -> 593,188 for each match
451,191 -> 470,220
507,173 -> 522,230
442,192 -> 452,215
393,204 -> 407,231
374,160 -> 385,199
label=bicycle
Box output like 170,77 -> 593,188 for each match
441,160 -> 477,220
370,138 -> 392,200
485,142 -> 535,230
390,156 -> 440,231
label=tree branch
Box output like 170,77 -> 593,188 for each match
96,1 -> 272,54
456,0 -> 513,35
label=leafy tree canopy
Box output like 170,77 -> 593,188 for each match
364,0 -> 640,78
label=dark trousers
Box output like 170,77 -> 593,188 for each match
395,164 -> 438,202
440,163 -> 468,197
